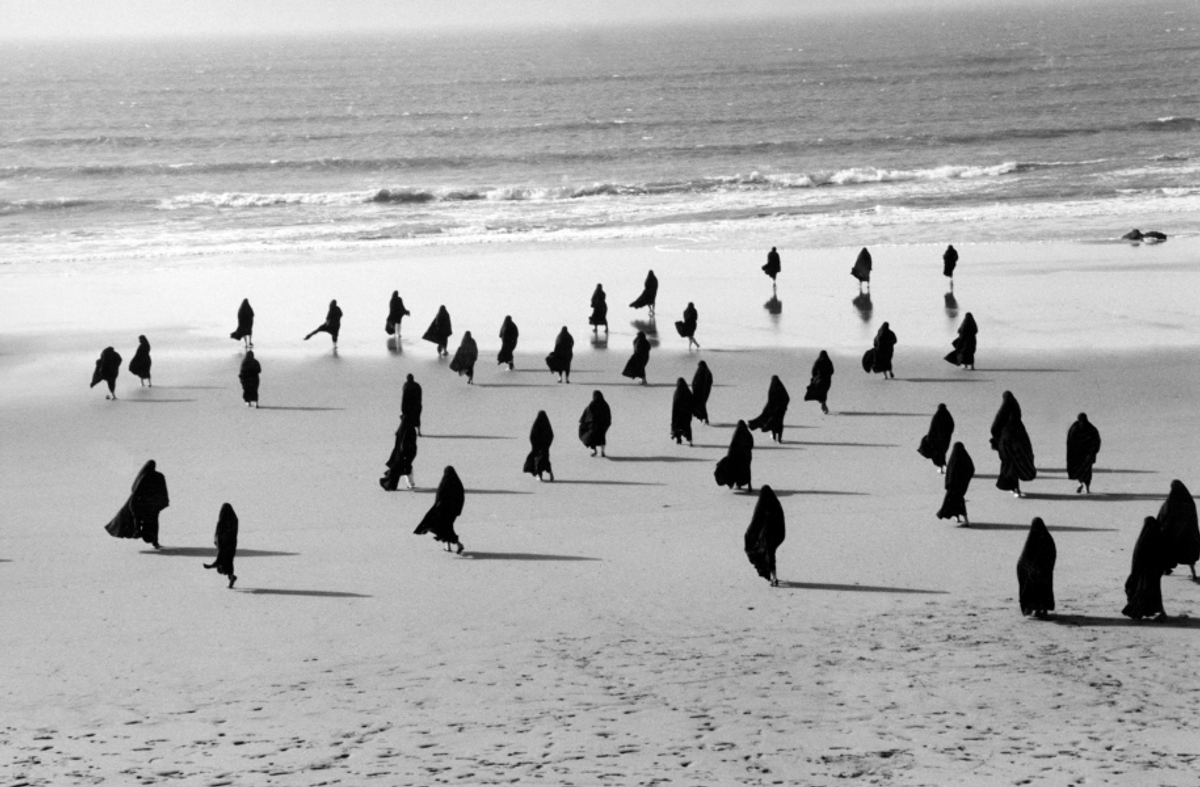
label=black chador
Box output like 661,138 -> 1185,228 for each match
523,410 -> 555,481
589,284 -> 609,332
675,302 -> 699,349
1016,518 -> 1056,618
545,326 -> 574,383
129,335 -> 152,386
995,413 -> 1036,497
937,442 -> 974,525
691,360 -> 713,424
629,269 -> 658,315
304,299 -> 343,346
497,316 -> 519,369
943,245 -> 958,280
380,415 -> 419,491
386,291 -> 410,337
944,312 -> 977,369
670,378 -> 694,445
870,322 -> 897,378
423,305 -> 453,356
804,351 -> 834,414
851,247 -> 872,288
745,485 -> 785,586
763,247 -> 781,283
1159,479 -> 1199,581
917,404 -> 955,472
401,373 -> 423,435
1065,413 -> 1101,494
1122,516 -> 1167,620
449,331 -> 478,384
621,331 -> 651,384
203,503 -> 239,588
230,298 -> 254,347
91,346 -> 122,399
105,460 -> 170,548
238,350 -> 261,407
578,390 -> 612,457
989,391 -> 1021,450
747,375 -> 790,443
714,420 -> 754,491
414,466 -> 466,553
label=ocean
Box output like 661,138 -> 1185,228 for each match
1,0 -> 1198,266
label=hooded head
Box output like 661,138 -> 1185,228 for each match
592,390 -> 605,403
1077,413 -> 1089,423
818,350 -> 829,361
698,360 -> 708,370
405,373 -> 414,383
138,335 -> 148,346
244,350 -> 255,360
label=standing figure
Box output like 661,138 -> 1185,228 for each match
1159,479 -> 1199,581
1122,516 -> 1167,620
675,302 -> 699,350
747,375 -> 790,443
413,466 -> 466,554
401,373 -> 423,436
497,315 -> 519,369
104,460 -> 170,549
423,305 -> 453,357
202,503 -> 239,588
304,299 -> 343,347
1065,413 -> 1102,494
762,247 -> 781,289
129,335 -> 152,387
449,330 -> 479,384
943,244 -> 958,288
744,485 -> 785,586
989,391 -> 1022,451
629,269 -> 659,317
691,360 -> 713,425
670,378 -> 695,446
1016,517 -> 1056,618
917,404 -> 955,473
996,412 -> 1036,498
714,420 -> 754,491
804,351 -> 834,415
937,442 -> 975,525
230,298 -> 254,348
579,390 -> 612,457
91,346 -> 122,399
945,312 -> 978,369
523,410 -> 555,481
851,247 -> 872,291
386,291 -> 410,340
870,322 -> 897,379
589,284 -> 609,334
380,415 -> 419,491
238,350 -> 261,408
545,326 -> 574,383
621,331 -> 651,385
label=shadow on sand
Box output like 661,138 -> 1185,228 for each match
257,406 -> 345,412
154,385 -> 228,391
777,581 -> 946,595
772,489 -> 869,497
788,440 -> 899,448
1049,614 -> 1200,629
463,551 -> 601,562
1022,492 -> 1165,502
961,522 -> 1117,533
551,479 -> 666,487
837,411 -> 926,417
1037,467 -> 1158,475
143,547 -> 299,558
899,378 -> 991,384
414,488 -> 531,495
974,368 -> 1078,374
125,398 -> 198,404
238,588 -> 371,599
606,455 -> 709,463
423,434 -> 514,440
474,383 -> 559,388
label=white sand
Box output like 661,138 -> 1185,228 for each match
2,238 -> 1199,785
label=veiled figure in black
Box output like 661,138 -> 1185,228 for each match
423,305 -> 453,357
579,390 -> 612,457
589,284 -> 609,333
523,410 -> 555,481
745,485 -> 785,586
203,503 -> 239,588
937,442 -> 974,525
1122,516 -> 1167,620
748,375 -> 790,443
386,291 -> 410,340
414,466 -> 466,554
401,373 -> 423,435
804,350 -> 834,414
304,299 -> 343,347
449,330 -> 479,384
691,360 -> 713,425
546,326 -> 574,383
105,460 -> 170,549
380,415 -> 419,491
497,316 -> 519,369
714,420 -> 754,492
1065,413 -> 1101,494
675,302 -> 699,350
91,346 -> 122,399
851,247 -> 872,291
671,378 -> 694,446
621,331 -> 651,385
763,247 -> 781,289
989,391 -> 1021,451
129,335 -> 152,387
995,412 -> 1036,498
945,312 -> 977,370
871,322 -> 897,379
917,404 -> 955,473
1159,479 -> 1199,581
943,244 -> 958,288
238,350 -> 261,407
1016,517 -> 1056,618
629,269 -> 659,317
230,298 -> 254,348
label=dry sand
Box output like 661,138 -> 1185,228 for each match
2,239 -> 1199,785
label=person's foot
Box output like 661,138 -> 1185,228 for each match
600,448 -> 606,457
1076,483 -> 1083,494
379,478 -> 390,491
508,362 -> 514,370
590,448 -> 597,457
1013,490 -> 1022,498
1034,610 -> 1048,620
152,542 -> 161,549
547,471 -> 555,482
228,575 -> 237,588
203,562 -> 215,569
1154,612 -> 1169,622
406,476 -> 415,490
456,542 -> 465,555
